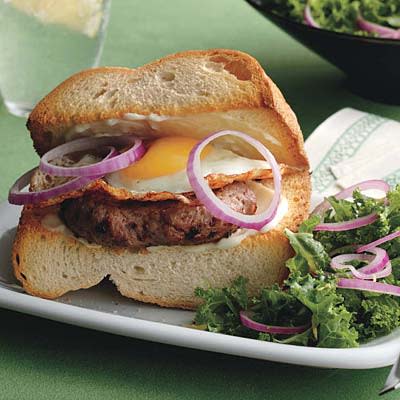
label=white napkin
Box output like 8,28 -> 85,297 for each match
305,108 -> 400,196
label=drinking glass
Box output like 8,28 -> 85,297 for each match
0,0 -> 111,117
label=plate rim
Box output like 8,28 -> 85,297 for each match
1,286 -> 399,369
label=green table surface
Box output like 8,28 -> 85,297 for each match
1,1 -> 400,399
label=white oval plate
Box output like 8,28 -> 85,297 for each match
1,200 -> 399,369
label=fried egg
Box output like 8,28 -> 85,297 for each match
105,136 -> 271,194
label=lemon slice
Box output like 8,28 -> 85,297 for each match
4,0 -> 105,37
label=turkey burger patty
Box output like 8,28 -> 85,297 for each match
60,181 -> 257,248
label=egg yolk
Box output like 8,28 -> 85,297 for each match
119,136 -> 212,180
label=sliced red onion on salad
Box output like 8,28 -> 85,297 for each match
8,168 -> 99,205
357,15 -> 400,40
40,136 -> 145,177
357,230 -> 400,254
312,180 -> 390,217
337,278 -> 400,297
331,247 -> 391,280
349,262 -> 393,280
240,311 -> 310,335
303,4 -> 320,28
312,179 -> 389,232
187,130 -> 281,230
313,213 -> 378,232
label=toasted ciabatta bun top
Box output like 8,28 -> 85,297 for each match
27,49 -> 309,170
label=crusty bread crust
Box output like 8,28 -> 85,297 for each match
27,49 -> 308,168
13,170 -> 310,309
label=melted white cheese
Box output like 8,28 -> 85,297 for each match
41,214 -> 102,249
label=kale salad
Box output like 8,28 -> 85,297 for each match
257,0 -> 400,38
193,181 -> 400,348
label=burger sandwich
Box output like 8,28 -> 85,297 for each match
9,49 -> 311,309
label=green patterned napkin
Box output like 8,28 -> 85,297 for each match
305,108 -> 400,195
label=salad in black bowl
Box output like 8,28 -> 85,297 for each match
246,0 -> 400,104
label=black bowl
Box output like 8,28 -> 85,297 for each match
245,0 -> 400,104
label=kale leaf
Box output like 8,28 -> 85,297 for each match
194,276 -> 248,336
288,273 -> 358,348
285,229 -> 330,275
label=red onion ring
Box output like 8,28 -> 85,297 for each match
240,311 -> 310,335
312,180 -> 389,232
312,180 -> 390,217
337,278 -> 400,297
40,136 -> 145,177
313,213 -> 378,232
8,168 -> 98,205
331,248 -> 391,280
304,4 -> 320,28
8,140 -> 122,205
357,231 -> 400,254
186,130 -> 281,230
357,15 -> 400,39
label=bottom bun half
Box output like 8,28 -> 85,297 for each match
12,170 -> 310,310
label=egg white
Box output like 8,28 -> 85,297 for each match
105,148 -> 270,194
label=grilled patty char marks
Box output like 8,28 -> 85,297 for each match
60,182 -> 257,248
